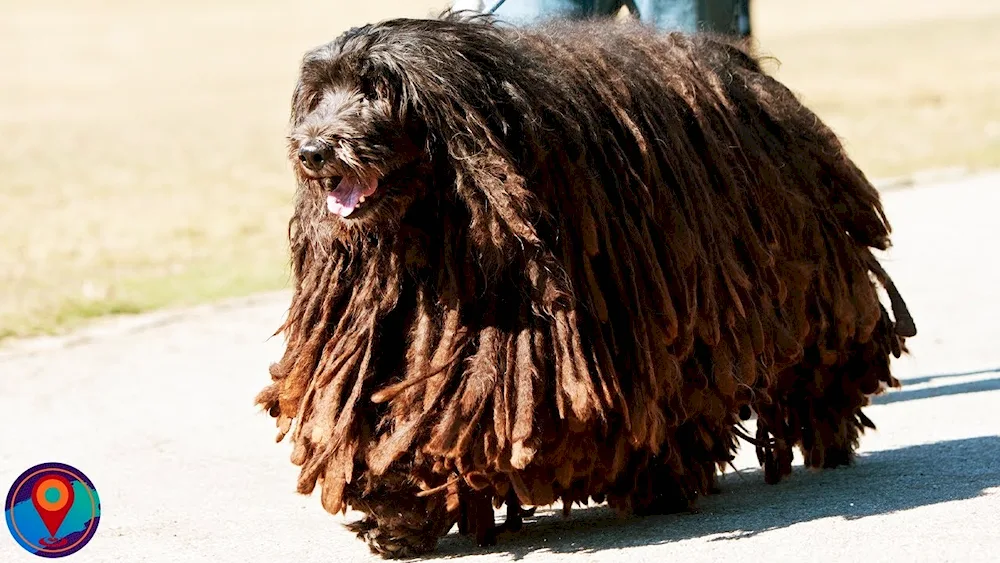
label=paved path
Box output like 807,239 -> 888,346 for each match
3,173 -> 1000,563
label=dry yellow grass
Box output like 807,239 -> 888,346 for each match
1,0 -> 997,339
0,0 -> 450,339
752,0 -> 1000,177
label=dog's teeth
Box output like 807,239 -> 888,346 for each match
359,196 -> 366,203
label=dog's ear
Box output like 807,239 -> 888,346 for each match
402,79 -> 546,272
359,21 -> 547,271
446,138 -> 576,314
450,142 -> 543,273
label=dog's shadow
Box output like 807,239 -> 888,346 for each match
873,369 -> 1000,405
431,435 -> 1000,559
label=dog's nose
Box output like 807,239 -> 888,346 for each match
298,143 -> 327,171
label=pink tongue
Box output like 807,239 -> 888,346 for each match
326,176 -> 378,218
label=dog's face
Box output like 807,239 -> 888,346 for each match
287,38 -> 429,233
286,18 -> 540,268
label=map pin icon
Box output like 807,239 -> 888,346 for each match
31,475 -> 75,539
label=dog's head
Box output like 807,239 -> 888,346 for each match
287,24 -> 428,230
287,16 -> 549,265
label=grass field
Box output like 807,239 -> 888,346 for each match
1,0 -> 998,340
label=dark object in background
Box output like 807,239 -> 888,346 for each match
484,0 -> 752,38
706,0 -> 751,37
623,0 -> 751,37
256,13 -> 915,559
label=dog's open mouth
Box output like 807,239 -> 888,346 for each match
323,175 -> 379,218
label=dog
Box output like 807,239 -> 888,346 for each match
255,13 -> 916,558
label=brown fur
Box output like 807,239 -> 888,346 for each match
255,13 -> 916,558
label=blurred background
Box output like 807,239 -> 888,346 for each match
1,0 -> 997,342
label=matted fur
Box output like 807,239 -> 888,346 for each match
255,13 -> 916,558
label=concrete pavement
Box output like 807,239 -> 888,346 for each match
2,172 -> 999,562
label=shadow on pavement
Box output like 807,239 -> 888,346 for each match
900,367 -> 1000,387
433,435 -> 1000,559
874,367 -> 1000,405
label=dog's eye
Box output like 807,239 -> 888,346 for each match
306,93 -> 321,112
358,72 -> 394,100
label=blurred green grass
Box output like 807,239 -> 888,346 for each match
1,0 -> 997,340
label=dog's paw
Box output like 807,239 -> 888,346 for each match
348,517 -> 436,560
